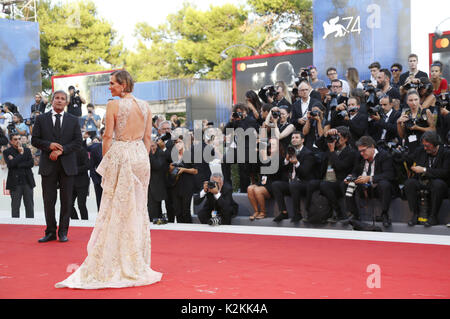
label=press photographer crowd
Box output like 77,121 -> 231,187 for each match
1,53 -> 450,230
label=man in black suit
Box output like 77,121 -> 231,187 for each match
70,146 -> 90,220
368,95 -> 400,142
148,141 -> 169,223
87,136 -> 103,211
32,90 -> 82,243
272,131 -> 316,223
404,131 -> 450,227
344,136 -> 396,227
4,133 -> 35,218
314,126 -> 358,222
291,81 -> 323,131
195,173 -> 238,225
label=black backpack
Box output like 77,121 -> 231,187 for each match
307,191 -> 332,223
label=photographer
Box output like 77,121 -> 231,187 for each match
67,85 -> 86,117
169,136 -> 198,223
147,141 -> 169,223
344,136 -> 396,227
403,131 -> 450,227
272,131 -> 316,223
418,77 -> 437,110
3,133 -> 35,218
368,94 -> 401,142
399,54 -> 429,89
291,81 -> 323,131
87,129 -> 103,211
326,67 -> 350,96
376,69 -> 401,109
13,113 -> 30,136
224,103 -> 259,193
302,104 -> 326,150
273,81 -> 293,111
30,92 -> 48,114
397,89 -> 435,153
81,103 -> 101,136
24,111 -> 40,136
70,146 -> 90,220
261,106 -> 295,153
195,173 -> 238,225
245,90 -> 263,121
0,102 -> 14,134
323,79 -> 348,122
316,126 -> 358,222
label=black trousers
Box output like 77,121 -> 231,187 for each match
404,178 -> 448,218
10,184 -> 34,218
70,185 -> 89,220
289,180 -> 309,215
165,187 -> 175,222
319,180 -> 347,214
345,180 -> 393,217
271,181 -> 291,213
147,188 -> 163,221
93,182 -> 102,211
41,161 -> 74,237
172,192 -> 193,223
197,203 -> 233,225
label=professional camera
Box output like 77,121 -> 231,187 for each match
207,181 -> 217,190
300,68 -> 311,78
403,82 -> 419,90
7,123 -> 17,135
24,117 -> 35,126
287,145 -> 297,157
348,107 -> 359,115
368,105 -> 382,116
232,111 -> 243,120
336,110 -> 348,120
209,211 -> 222,226
326,134 -> 340,143
310,110 -> 319,117
156,132 -> 171,142
436,92 -> 450,110
328,92 -> 339,110
345,176 -> 357,197
362,80 -> 373,91
404,117 -> 416,130
271,110 -> 281,119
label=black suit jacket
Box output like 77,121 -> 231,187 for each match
283,146 -> 316,182
87,142 -> 102,185
319,145 -> 358,181
351,150 -> 396,184
31,111 -> 82,176
368,110 -> 400,142
344,111 -> 368,142
74,147 -> 90,187
193,182 -> 238,218
3,146 -> 35,191
405,146 -> 450,186
290,98 -> 323,130
149,147 -> 169,201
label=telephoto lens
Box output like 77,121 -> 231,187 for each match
209,211 -> 222,226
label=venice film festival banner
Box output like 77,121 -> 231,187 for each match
313,0 -> 411,82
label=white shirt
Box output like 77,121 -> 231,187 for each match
380,109 -> 393,140
362,149 -> 379,180
199,189 -> 221,200
51,110 -> 65,127
300,97 -> 310,118
340,79 -> 350,95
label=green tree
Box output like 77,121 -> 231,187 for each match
37,0 -> 125,90
247,0 -> 313,51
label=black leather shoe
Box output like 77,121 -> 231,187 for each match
58,235 -> 69,242
382,214 -> 392,227
291,214 -> 303,223
424,216 -> 438,227
38,234 -> 57,243
327,215 -> 338,224
408,214 -> 418,226
273,213 -> 289,222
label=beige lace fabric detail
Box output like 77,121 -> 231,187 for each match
55,97 -> 162,289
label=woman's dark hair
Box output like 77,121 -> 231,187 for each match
245,90 -> 262,112
13,113 -> 23,123
261,103 -> 272,113
419,77 -> 433,97
232,103 -> 248,113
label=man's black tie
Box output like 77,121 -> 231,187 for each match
54,113 -> 62,141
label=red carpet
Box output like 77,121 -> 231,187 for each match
0,224 -> 449,299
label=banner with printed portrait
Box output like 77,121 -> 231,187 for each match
313,0 -> 411,83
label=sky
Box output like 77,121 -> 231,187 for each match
79,0 -> 245,51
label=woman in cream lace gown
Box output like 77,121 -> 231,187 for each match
55,70 -> 162,289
